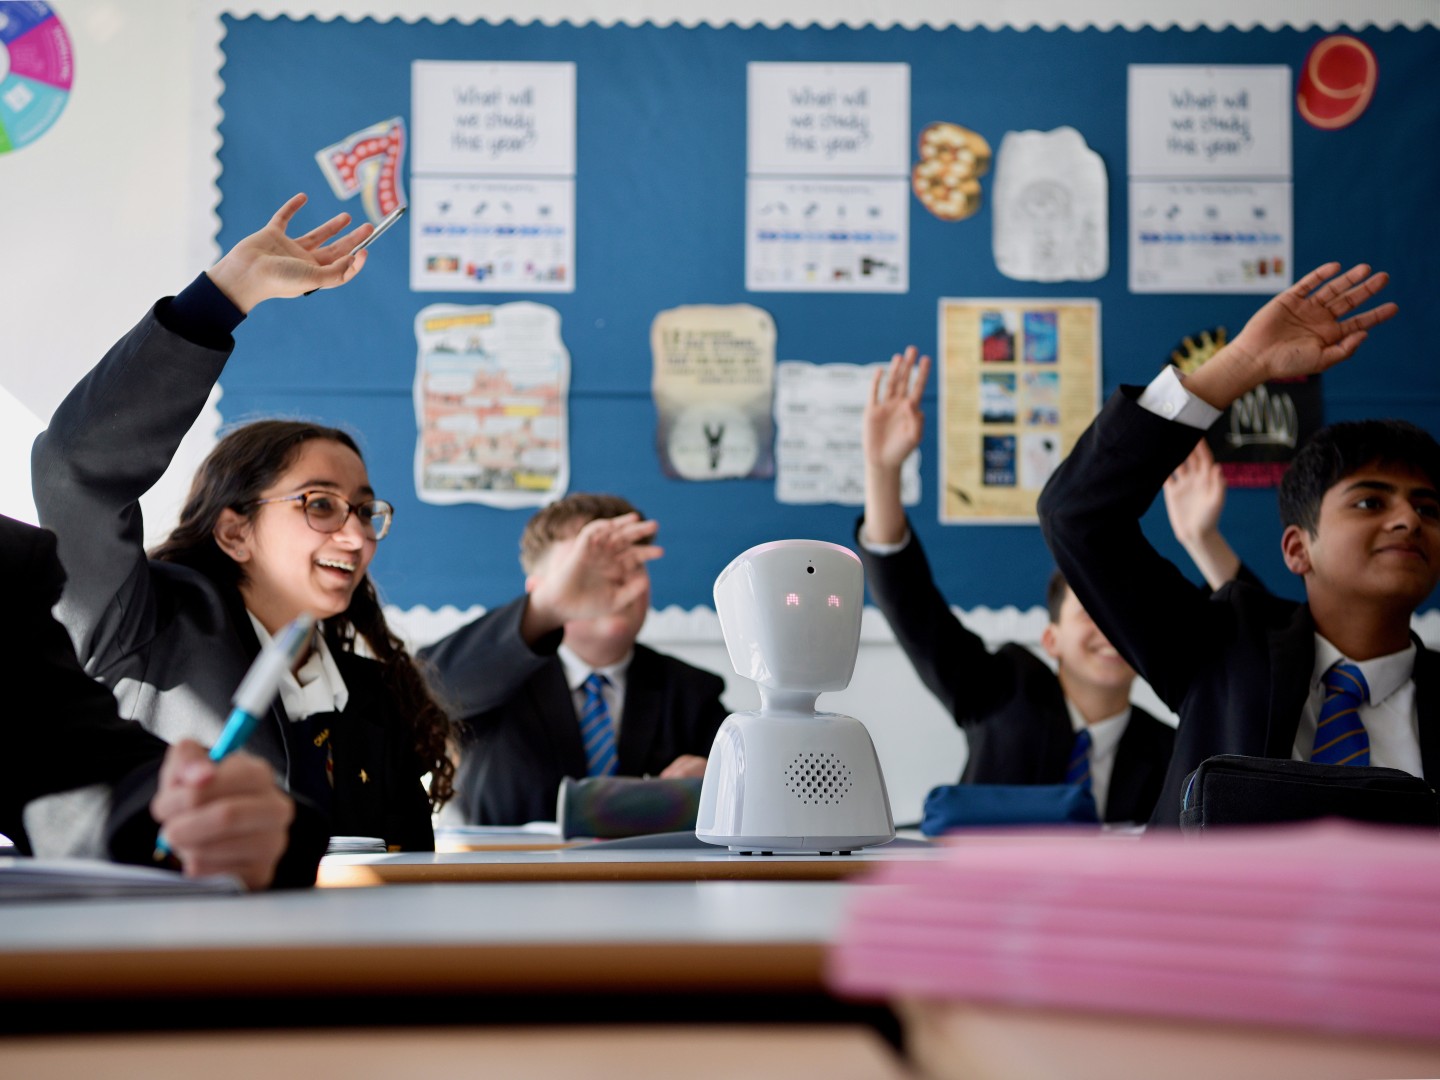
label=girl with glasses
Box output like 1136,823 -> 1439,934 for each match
31,195 -> 452,856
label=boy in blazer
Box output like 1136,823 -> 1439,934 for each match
859,348 -> 1242,824
1039,262 -> 1436,825
422,495 -> 728,825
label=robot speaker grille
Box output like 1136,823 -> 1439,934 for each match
783,751 -> 854,805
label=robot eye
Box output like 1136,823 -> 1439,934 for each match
806,565 -> 815,574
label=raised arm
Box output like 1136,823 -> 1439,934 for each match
862,346 -> 930,545
32,194 -> 370,664
1163,439 -> 1241,591
520,513 -> 662,644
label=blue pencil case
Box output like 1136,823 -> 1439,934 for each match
920,782 -> 1099,835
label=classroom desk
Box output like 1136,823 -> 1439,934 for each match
319,840 -> 939,886
0,1025 -> 913,1080
1,880 -> 854,1003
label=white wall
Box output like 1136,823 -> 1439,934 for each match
4,0 -> 1435,824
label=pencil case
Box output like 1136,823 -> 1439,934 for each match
556,776 -> 704,839
1179,754 -> 1440,833
919,782 -> 1099,835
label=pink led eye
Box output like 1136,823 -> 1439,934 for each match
786,593 -> 800,606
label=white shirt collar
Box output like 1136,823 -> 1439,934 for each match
1065,699 -> 1132,757
247,611 -> 349,719
557,642 -> 633,692
1311,634 -> 1416,708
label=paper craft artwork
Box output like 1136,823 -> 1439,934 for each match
651,305 -> 776,481
912,122 -> 991,222
413,302 -> 570,508
992,127 -> 1107,282
774,360 -> 919,506
315,116 -> 407,224
1296,36 -> 1378,130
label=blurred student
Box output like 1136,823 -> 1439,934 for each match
1039,263 -> 1433,824
422,494 -> 728,825
31,195 -> 451,854
858,348 -> 1239,824
3,514 -> 322,888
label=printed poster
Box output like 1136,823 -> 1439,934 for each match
746,62 -> 910,293
774,360 -> 920,506
1127,65 -> 1293,294
413,302 -> 570,507
939,299 -> 1100,523
410,61 -> 576,292
651,305 -> 776,481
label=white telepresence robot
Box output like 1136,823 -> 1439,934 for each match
696,539 -> 895,854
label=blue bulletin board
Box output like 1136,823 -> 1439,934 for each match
216,17 -> 1440,613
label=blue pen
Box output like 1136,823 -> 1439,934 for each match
154,614 -> 315,861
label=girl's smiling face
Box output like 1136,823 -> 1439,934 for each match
214,438 -> 378,633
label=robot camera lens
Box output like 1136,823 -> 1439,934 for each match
806,565 -> 815,574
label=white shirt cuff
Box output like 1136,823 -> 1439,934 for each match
858,524 -> 911,556
1136,366 -> 1223,430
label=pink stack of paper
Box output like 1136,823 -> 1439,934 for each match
827,822 -> 1440,1039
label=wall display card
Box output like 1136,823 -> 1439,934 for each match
413,302 -> 570,508
411,61 -> 575,175
651,305 -> 776,481
938,299 -> 1099,524
774,360 -> 919,506
411,61 -> 576,293
1128,64 -> 1292,295
1128,66 -> 1291,180
748,62 -> 910,177
992,126 -> 1107,283
747,63 -> 910,294
1130,180 -> 1292,294
746,178 -> 908,292
315,116 -> 407,225
410,176 -> 574,292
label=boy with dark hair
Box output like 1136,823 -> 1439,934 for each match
422,494 -> 728,825
1039,262 -> 1431,825
859,349 -> 1240,824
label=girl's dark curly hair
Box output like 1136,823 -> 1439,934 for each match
148,419 -> 455,809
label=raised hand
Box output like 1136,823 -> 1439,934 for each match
864,346 -> 931,472
1230,262 -> 1398,382
862,346 -> 930,545
524,513 -> 663,634
1163,439 -> 1226,548
150,740 -> 294,890
208,193 -> 373,314
1163,439 -> 1240,591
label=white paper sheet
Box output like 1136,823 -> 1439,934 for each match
746,178 -> 908,292
991,127 -> 1107,283
1129,180 -> 1293,294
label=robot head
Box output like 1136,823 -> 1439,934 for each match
713,540 -> 863,693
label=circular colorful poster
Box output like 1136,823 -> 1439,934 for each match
0,3 -> 73,154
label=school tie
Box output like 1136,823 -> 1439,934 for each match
1065,727 -> 1092,786
1311,661 -> 1371,767
580,672 -> 618,777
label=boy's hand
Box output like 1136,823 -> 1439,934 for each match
1190,263 -> 1397,408
658,754 -> 707,780
208,193 -> 372,314
864,346 -> 931,472
149,741 -> 294,890
525,513 -> 662,632
1163,439 -> 1226,548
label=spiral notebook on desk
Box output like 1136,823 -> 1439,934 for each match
0,857 -> 243,902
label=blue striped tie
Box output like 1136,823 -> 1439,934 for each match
580,672 -> 618,777
1065,727 -> 1092,786
1311,661 -> 1371,767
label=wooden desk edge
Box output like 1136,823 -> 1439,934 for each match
319,858 -> 881,887
1,942 -> 828,999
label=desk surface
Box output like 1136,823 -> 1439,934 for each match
0,1025 -> 911,1080
1,879 -> 854,1000
320,840 -> 938,886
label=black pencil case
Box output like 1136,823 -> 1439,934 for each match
1179,754 -> 1440,833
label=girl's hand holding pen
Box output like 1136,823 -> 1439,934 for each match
149,740 -> 294,891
